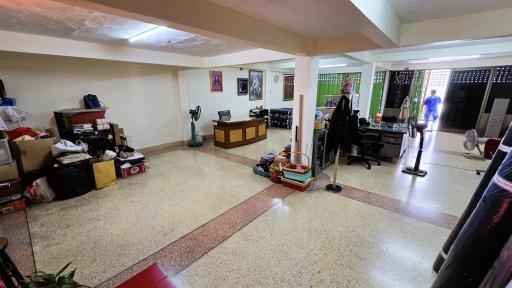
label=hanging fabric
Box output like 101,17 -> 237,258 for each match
325,95 -> 352,156
433,150 -> 512,287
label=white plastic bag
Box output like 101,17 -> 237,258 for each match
51,140 -> 83,156
25,177 -> 55,203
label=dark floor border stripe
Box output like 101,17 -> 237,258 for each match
313,172 -> 459,230
96,184 -> 293,288
0,210 -> 36,276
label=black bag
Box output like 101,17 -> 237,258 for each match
0,79 -> 6,99
47,160 -> 92,200
83,94 -> 102,109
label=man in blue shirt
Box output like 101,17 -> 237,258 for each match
423,89 -> 442,128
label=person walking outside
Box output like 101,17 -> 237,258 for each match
423,89 -> 442,129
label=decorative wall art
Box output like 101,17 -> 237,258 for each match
249,70 -> 263,101
210,70 -> 223,92
283,74 -> 294,101
237,78 -> 248,95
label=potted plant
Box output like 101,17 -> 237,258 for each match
24,262 -> 90,288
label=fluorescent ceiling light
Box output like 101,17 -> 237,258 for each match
319,64 -> 347,68
428,55 -> 480,62
129,26 -> 168,43
407,55 -> 480,64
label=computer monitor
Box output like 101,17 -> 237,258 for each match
218,110 -> 231,121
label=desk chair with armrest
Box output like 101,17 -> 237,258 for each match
347,115 -> 384,170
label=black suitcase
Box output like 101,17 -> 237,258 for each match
48,161 -> 93,200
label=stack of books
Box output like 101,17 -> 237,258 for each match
72,123 -> 94,133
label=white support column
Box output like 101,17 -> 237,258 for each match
358,63 -> 377,118
291,56 -> 319,163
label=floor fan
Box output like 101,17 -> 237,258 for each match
462,129 -> 487,160
187,105 -> 203,147
402,122 -> 428,177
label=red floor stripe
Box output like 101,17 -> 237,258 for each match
96,184 -> 293,288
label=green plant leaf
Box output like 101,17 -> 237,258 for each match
56,262 -> 72,277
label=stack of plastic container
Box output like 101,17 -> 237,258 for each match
281,152 -> 313,191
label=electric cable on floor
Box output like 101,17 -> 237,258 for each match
421,162 -> 482,172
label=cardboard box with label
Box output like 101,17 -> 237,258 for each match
12,138 -> 56,173
0,160 -> 19,181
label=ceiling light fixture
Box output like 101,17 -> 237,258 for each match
128,26 -> 167,43
428,55 -> 480,62
319,64 -> 347,68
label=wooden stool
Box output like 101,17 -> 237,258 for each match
0,237 -> 27,288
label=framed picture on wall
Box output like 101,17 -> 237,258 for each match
283,74 -> 294,101
249,70 -> 263,101
237,78 -> 248,95
209,70 -> 223,92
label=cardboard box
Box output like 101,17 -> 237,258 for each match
0,160 -> 19,181
13,138 -> 55,172
118,162 -> 145,178
0,198 -> 25,216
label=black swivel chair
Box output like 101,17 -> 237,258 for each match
347,115 -> 384,170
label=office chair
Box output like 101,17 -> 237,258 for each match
347,115 -> 384,170
218,110 -> 231,120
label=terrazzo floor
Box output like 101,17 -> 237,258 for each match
0,128 -> 489,287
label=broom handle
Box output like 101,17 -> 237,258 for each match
332,150 -> 340,185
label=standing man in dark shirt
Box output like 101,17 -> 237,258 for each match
423,89 -> 442,129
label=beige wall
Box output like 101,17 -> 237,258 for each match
178,67 -> 288,139
0,53 -> 183,148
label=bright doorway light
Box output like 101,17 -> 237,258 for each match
319,64 -> 347,68
128,26 -> 168,43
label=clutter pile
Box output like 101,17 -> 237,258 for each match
252,144 -> 313,191
0,87 -> 147,216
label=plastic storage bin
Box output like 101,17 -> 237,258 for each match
0,139 -> 12,166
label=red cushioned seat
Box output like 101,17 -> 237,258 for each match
117,263 -> 176,288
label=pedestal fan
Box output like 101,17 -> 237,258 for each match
462,129 -> 487,160
187,105 -> 203,147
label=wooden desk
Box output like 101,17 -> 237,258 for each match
213,117 -> 267,149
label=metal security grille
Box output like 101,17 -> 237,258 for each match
369,71 -> 386,117
451,69 -> 491,84
440,69 -> 491,130
316,72 -> 362,107
485,66 -> 512,113
493,66 -> 512,83
385,70 -> 415,108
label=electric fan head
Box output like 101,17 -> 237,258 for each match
189,105 -> 201,121
463,129 -> 487,151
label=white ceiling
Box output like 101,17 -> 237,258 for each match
0,0 -> 253,56
389,0 -> 512,24
209,0 -> 364,37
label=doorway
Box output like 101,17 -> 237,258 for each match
420,69 -> 451,131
